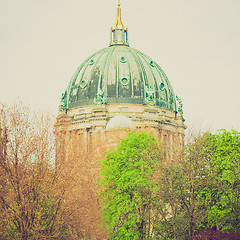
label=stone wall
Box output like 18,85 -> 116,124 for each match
55,103 -> 186,239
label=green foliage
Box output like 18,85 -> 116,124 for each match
99,129 -> 240,239
199,129 -> 240,232
151,129 -> 240,238
99,131 -> 163,239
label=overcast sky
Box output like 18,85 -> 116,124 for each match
0,0 -> 239,132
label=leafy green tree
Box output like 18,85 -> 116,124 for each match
156,129 -> 240,239
99,131 -> 163,240
99,128 -> 240,239
198,129 -> 240,232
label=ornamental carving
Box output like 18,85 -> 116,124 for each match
94,88 -> 106,105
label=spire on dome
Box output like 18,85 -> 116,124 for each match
110,0 -> 129,46
114,0 -> 124,26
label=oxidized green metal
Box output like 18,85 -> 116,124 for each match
176,96 -> 183,113
61,45 -> 178,111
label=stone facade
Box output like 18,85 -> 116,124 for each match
55,103 -> 185,239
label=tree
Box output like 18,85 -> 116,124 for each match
0,102 -> 76,239
156,129 -> 240,239
198,129 -> 240,233
155,133 -> 209,240
99,131 -> 163,240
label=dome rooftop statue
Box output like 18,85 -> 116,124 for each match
60,2 -> 182,113
106,114 -> 136,131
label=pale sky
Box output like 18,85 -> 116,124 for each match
0,0 -> 239,132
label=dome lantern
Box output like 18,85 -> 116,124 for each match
110,0 -> 129,46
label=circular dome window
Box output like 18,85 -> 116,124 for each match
89,59 -> 95,66
150,61 -> 155,67
160,83 -> 165,91
120,57 -> 127,63
80,80 -> 87,89
121,78 -> 129,86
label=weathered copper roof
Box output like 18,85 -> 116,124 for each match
61,45 -> 177,111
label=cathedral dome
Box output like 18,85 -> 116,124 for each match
60,3 -> 178,112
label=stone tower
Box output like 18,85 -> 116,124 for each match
55,2 -> 186,239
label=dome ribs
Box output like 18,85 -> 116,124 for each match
64,46 -> 177,111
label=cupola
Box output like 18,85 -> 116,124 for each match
59,1 -> 182,114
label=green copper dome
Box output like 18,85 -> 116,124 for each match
59,3 -> 180,112
60,46 -> 177,111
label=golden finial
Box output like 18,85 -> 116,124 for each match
114,0 -> 124,26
